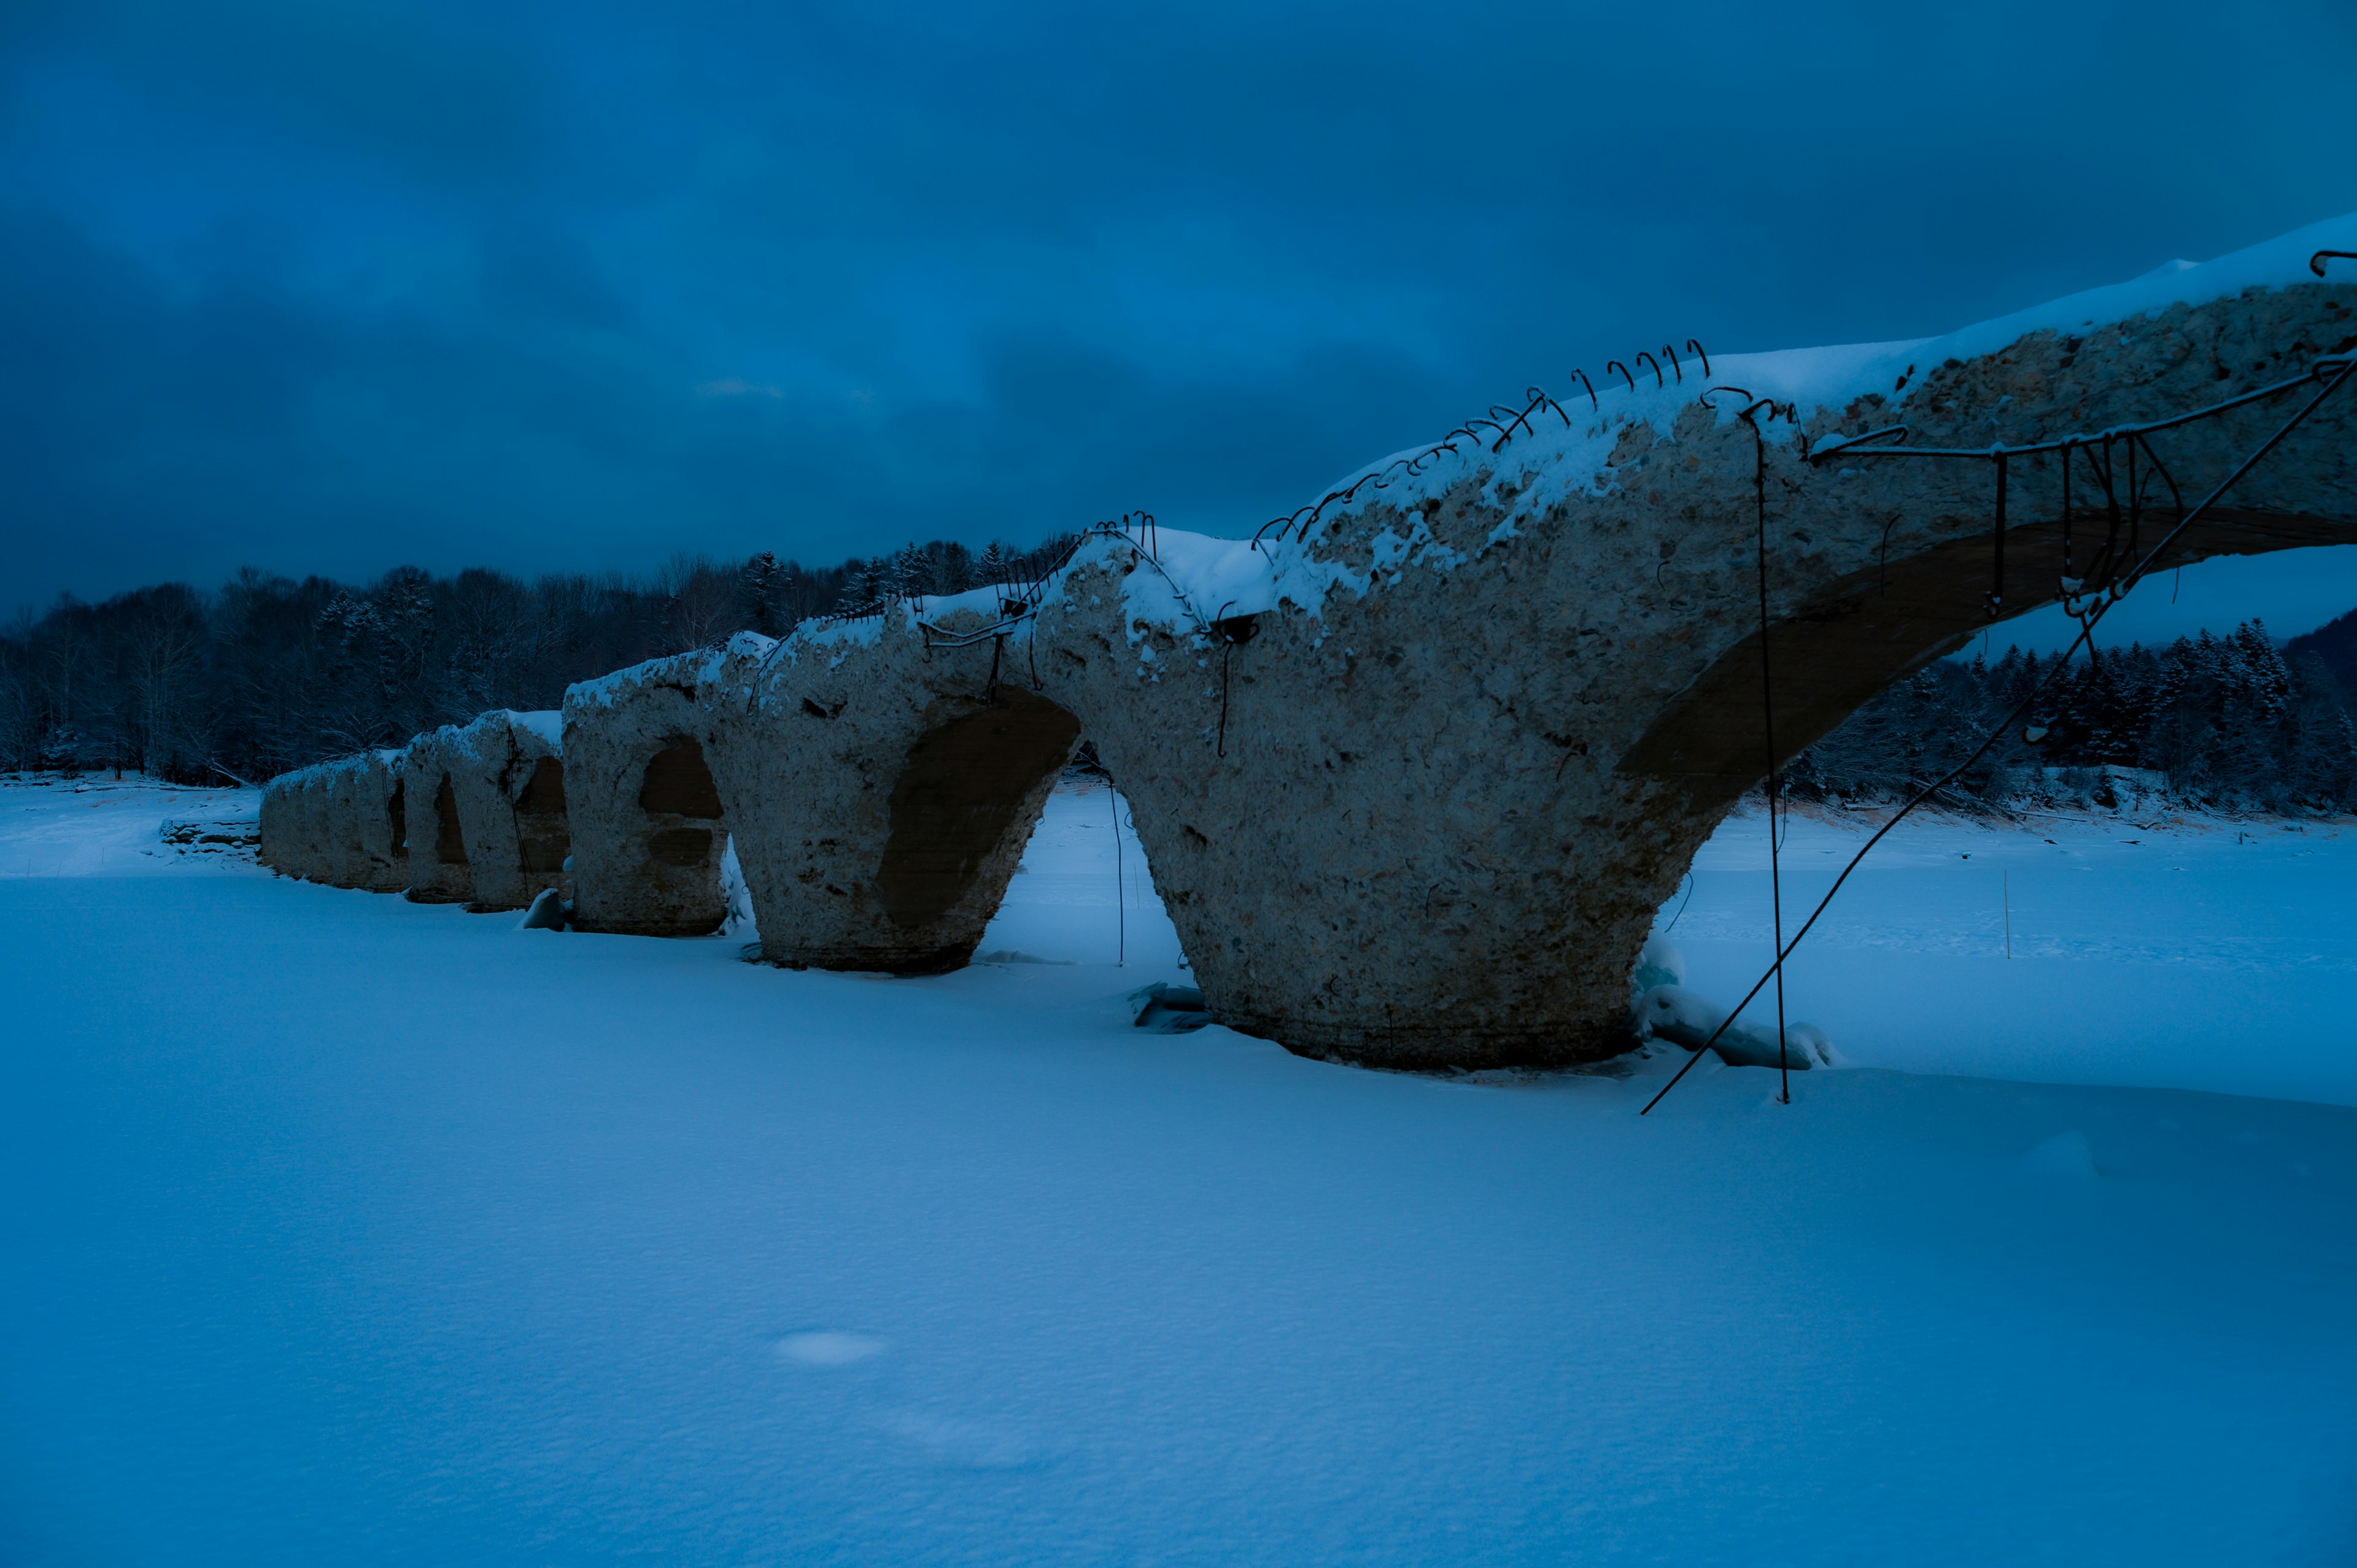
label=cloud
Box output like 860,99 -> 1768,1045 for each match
3,0 -> 2355,618
694,377 -> 784,399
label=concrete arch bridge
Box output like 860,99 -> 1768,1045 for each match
263,220 -> 2357,1070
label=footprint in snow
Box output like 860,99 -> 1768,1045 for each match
2021,1130 -> 2100,1177
775,1330 -> 888,1366
871,1409 -> 1044,1470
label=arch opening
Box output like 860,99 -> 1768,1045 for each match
432,775 -> 466,865
638,738 -> 722,877
872,688 -> 1082,958
640,739 -> 723,819
562,727 -> 729,937
513,755 -> 570,874
1624,509 -> 2357,808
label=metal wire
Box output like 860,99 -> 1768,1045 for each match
1642,353 -> 2356,1115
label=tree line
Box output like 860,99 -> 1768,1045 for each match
1787,618 -> 2357,817
11,536 -> 2357,821
0,537 -> 1070,783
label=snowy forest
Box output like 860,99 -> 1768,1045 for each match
1789,616 -> 2357,816
0,537 -> 1068,783
9,541 -> 2357,819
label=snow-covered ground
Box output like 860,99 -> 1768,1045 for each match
1677,803 -> 2357,1108
4,775 -> 2356,1564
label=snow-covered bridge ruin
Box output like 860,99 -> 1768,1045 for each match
262,220 -> 2357,1070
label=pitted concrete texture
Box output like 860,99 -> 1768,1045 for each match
562,654 -> 732,937
1163,287 -> 2356,1068
261,757 -> 366,885
702,280 -> 2355,1068
347,750 -> 408,891
258,768 -> 309,879
441,710 -> 570,913
250,248 -> 2357,1072
400,728 -> 477,905
702,631 -> 1079,973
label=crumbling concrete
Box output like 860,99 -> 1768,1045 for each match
260,756 -> 374,886
258,767 -> 313,880
397,712 -> 567,908
347,749 -> 409,892
399,727 -> 478,905
703,629 -> 1078,971
1043,279 -> 2357,1068
252,230 -> 2357,1075
447,710 -> 570,912
561,652 -> 733,937
687,269 -> 2356,1068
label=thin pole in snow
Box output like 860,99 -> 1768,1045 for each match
1110,779 -> 1125,967
1740,401 -> 1791,1107
2003,869 -> 2011,959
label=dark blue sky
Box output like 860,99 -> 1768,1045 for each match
4,1 -> 2353,615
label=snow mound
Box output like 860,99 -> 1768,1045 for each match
1637,983 -> 1838,1069
1630,936 -> 1685,1000
776,1331 -> 887,1367
2022,1130 -> 2102,1178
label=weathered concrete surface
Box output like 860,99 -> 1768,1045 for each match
260,768 -> 325,886
246,235 -> 2357,1073
399,728 -> 478,905
446,711 -> 570,912
697,275 -> 2356,1068
1077,281 -> 2357,1068
347,749 -> 409,892
260,756 -> 380,886
702,631 -> 1080,971
562,653 -> 732,937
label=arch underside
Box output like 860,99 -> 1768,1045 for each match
406,771 -> 475,904
606,738 -> 728,937
513,756 -> 570,875
1623,508 -> 2357,805
788,687 -> 1080,976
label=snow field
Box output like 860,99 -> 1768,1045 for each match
1674,805 -> 2357,1106
3,776 -> 2356,1562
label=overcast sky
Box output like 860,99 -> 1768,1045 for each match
4,0 -> 2354,634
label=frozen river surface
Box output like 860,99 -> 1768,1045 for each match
4,774 -> 2355,1564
